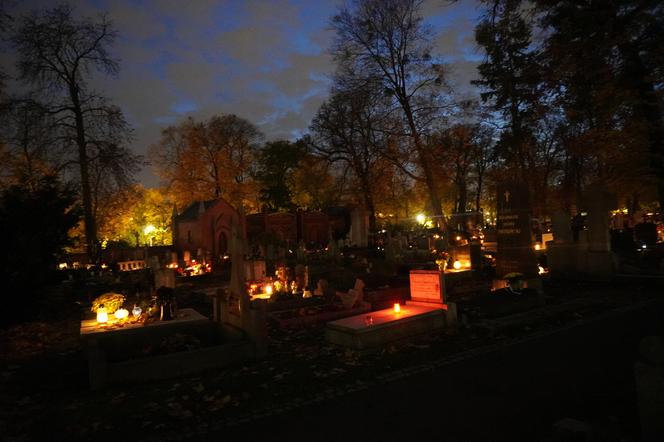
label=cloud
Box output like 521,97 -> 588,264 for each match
4,0 -> 483,187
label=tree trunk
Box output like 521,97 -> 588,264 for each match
457,176 -> 468,214
401,101 -> 445,233
360,174 -> 377,246
70,85 -> 97,259
475,173 -> 483,212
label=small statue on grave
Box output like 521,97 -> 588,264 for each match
335,279 -> 365,310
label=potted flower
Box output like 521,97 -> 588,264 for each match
91,292 -> 126,316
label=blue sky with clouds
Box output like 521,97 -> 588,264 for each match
3,0 -> 484,186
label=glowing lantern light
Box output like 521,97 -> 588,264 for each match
538,265 -> 545,275
393,303 -> 401,313
453,260 -> 462,270
416,213 -> 426,224
132,304 -> 142,318
114,308 -> 129,320
534,243 -> 541,251
265,284 -> 273,296
455,236 -> 462,241
97,304 -> 108,324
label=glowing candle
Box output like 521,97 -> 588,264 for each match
393,303 -> 401,313
453,260 -> 462,270
97,304 -> 108,324
265,284 -> 273,296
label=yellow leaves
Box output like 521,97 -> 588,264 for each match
91,293 -> 126,313
149,114 -> 262,212
97,185 -> 174,246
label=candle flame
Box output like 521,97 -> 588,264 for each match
394,303 -> 401,313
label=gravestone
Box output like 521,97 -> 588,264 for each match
384,233 -> 401,264
349,208 -> 369,247
244,260 -> 266,282
409,270 -> 445,306
552,211 -> 572,244
548,210 -> 579,278
416,236 -> 429,251
448,244 -> 480,270
469,241 -> 482,269
149,256 -> 160,269
154,268 -> 175,289
326,231 -> 339,262
294,264 -> 307,290
224,218 -> 267,357
585,184 -> 616,252
582,183 -> 617,279
495,182 -> 538,279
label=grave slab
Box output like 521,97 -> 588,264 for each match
325,304 -> 446,351
81,308 -> 252,388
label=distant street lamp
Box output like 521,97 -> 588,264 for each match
144,224 -> 156,247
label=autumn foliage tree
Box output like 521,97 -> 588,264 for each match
150,114 -> 263,212
98,185 -> 174,247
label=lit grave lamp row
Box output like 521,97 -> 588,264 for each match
248,280 -> 312,299
96,303 -> 143,324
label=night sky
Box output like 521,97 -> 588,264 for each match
2,0 -> 483,186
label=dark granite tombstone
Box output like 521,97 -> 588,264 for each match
495,182 -> 538,278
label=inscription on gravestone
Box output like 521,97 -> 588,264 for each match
496,182 -> 538,278
409,270 -> 444,304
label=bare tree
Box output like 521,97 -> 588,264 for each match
0,98 -> 66,190
471,125 -> 495,213
331,0 -> 451,231
310,77 -> 391,236
11,3 -> 136,257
